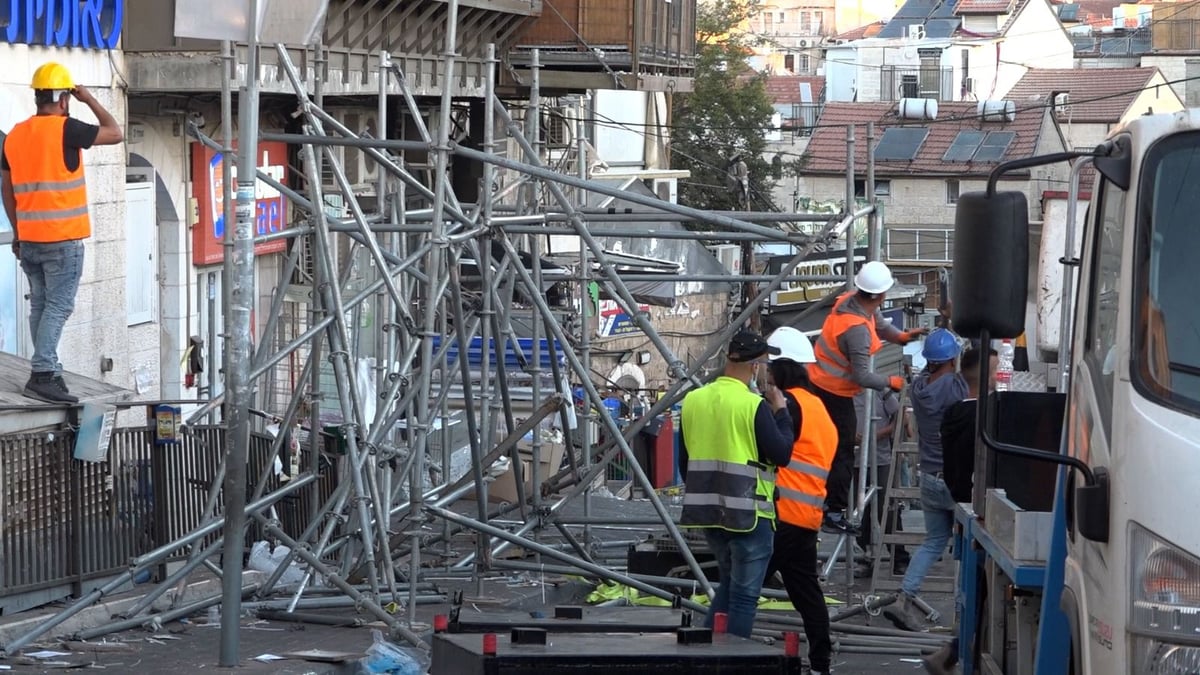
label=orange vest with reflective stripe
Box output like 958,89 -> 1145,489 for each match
6,116 -> 90,243
775,386 -> 838,530
808,292 -> 881,397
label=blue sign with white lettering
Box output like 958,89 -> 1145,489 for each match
3,0 -> 124,49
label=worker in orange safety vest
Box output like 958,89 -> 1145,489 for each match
1,62 -> 124,403
762,326 -> 837,675
807,261 -> 926,535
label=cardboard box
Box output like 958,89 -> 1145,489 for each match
488,441 -> 567,503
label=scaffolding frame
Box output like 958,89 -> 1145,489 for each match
1,2 -> 920,662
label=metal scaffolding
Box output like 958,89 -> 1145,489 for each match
1,7 -> 925,662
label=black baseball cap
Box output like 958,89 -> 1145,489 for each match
728,330 -> 780,362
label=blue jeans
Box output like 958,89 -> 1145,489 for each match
703,516 -> 774,638
20,240 -> 84,374
901,472 -> 956,597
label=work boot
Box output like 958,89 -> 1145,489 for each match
821,512 -> 861,536
24,372 -> 79,404
54,374 -> 71,394
922,638 -> 959,674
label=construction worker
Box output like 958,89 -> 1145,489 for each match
1,62 -> 124,403
808,261 -> 925,535
762,327 -> 835,675
921,346 -> 997,675
894,328 -> 967,629
678,330 -> 795,638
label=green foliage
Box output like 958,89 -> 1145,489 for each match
672,0 -> 779,214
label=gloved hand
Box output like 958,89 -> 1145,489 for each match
888,375 -> 904,392
900,328 -> 929,344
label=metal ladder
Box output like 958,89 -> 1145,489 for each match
866,393 -> 956,620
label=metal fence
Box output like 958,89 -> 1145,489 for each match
0,425 -> 338,601
879,65 -> 954,102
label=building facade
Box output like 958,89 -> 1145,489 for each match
0,5 -> 153,399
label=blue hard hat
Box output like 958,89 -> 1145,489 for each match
922,328 -> 961,363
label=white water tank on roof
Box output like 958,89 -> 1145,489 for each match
978,100 -> 1016,122
899,98 -> 938,120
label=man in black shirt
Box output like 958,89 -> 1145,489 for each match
940,347 -> 998,504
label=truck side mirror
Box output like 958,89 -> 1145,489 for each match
951,191 -> 1029,339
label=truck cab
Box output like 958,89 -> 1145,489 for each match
950,109 -> 1200,675
1064,111 -> 1200,675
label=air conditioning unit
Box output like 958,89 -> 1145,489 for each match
543,105 -> 576,150
963,77 -> 976,93
316,107 -> 381,193
907,24 -> 926,40
799,39 -> 809,47
653,178 -> 678,204
708,244 -> 742,275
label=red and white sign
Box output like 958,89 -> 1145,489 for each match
191,141 -> 289,265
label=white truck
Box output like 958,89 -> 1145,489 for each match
949,109 -> 1200,675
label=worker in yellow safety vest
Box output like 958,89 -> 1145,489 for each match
1,62 -> 124,403
679,329 -> 795,638
762,326 -> 836,675
808,261 -> 926,534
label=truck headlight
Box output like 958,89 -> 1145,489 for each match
1130,523 -> 1200,673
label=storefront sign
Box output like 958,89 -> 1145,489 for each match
770,248 -> 867,307
191,141 -> 289,265
598,299 -> 651,338
4,0 -> 124,48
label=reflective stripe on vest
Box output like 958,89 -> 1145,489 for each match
808,292 -> 881,397
775,387 -> 839,530
5,115 -> 90,243
679,376 -> 777,532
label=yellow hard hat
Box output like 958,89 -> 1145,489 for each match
31,62 -> 74,90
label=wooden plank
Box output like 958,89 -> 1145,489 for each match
0,352 -> 133,434
520,0 -> 581,45
583,0 -> 633,44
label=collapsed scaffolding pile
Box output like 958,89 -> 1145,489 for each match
2,21 -> 947,666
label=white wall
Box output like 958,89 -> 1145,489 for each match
825,46 -> 859,101
593,90 -> 649,168
993,0 -> 1075,99
0,44 -> 156,397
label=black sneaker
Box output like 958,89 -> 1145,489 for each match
24,372 -> 79,404
54,374 -> 70,394
821,512 -> 861,536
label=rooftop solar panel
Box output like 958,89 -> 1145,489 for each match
973,131 -> 1015,162
875,127 -> 930,161
943,130 -> 986,162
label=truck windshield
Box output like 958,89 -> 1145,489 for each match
1136,132 -> 1200,414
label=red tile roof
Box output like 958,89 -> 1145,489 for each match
956,0 -> 1017,15
1056,0 -> 1115,24
1004,67 -> 1162,123
835,20 -> 886,41
801,101 -> 1050,177
764,76 -> 825,105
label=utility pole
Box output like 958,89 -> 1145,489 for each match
220,0 -> 260,665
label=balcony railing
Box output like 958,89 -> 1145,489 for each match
880,65 -> 954,102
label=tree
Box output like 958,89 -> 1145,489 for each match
671,0 -> 779,214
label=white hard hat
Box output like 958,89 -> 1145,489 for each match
767,326 -> 816,363
854,260 -> 895,295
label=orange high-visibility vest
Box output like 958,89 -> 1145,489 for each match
775,386 -> 838,530
808,292 -> 881,397
6,115 -> 90,243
